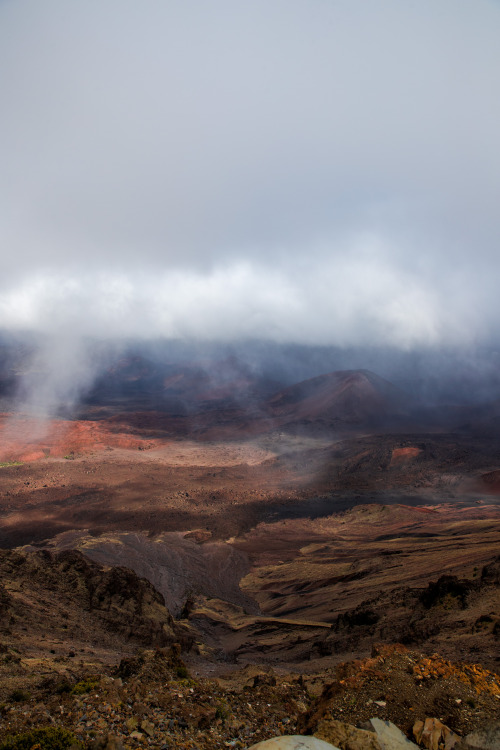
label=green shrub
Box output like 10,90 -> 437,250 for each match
215,700 -> 229,722
0,726 -> 78,750
175,665 -> 188,678
70,677 -> 99,695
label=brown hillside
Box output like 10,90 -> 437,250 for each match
267,370 -> 410,427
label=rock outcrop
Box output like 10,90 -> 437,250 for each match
0,547 -> 193,652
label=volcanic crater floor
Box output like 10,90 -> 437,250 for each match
0,414 -> 499,747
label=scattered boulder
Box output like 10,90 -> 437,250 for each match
413,718 -> 461,750
419,576 -> 473,610
88,734 -> 125,750
480,557 -> 500,585
249,723 -> 420,750
248,737 -> 340,750
314,718 -> 382,750
367,719 -> 419,750
455,721 -> 500,750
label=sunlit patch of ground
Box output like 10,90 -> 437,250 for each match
0,413 -> 278,467
389,445 -> 422,465
0,413 -> 156,461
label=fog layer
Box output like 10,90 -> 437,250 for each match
1,1 -> 500,348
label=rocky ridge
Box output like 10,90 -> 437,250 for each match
0,547 -> 194,659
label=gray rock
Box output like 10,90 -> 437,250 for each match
248,736 -> 341,750
314,718 -> 383,750
456,721 -> 500,750
367,719 -> 419,750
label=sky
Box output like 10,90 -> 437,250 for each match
1,0 -> 500,350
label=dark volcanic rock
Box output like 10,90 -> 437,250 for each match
481,556 -> 500,585
419,575 -> 475,610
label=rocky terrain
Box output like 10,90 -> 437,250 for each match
0,631 -> 498,748
0,351 -> 499,747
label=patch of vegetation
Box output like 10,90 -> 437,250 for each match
70,677 -> 100,695
0,461 -> 23,468
215,700 -> 229,723
175,665 -> 189,678
0,726 -> 78,750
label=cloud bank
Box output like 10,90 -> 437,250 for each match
1,0 -> 500,348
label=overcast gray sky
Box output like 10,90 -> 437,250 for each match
1,0 -> 500,348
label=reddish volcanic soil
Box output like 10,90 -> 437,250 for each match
0,406 -> 499,678
1,413 -> 500,549
0,413 -> 162,462
0,414 -> 313,546
476,469 -> 500,493
390,445 -> 422,465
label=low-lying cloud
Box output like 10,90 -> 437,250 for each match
0,243 -> 472,349
1,0 -> 500,351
